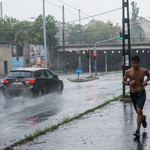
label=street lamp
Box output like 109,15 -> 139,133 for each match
43,0 -> 47,68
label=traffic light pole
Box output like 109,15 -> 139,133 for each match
94,37 -> 119,76
122,0 -> 131,98
62,5 -> 66,71
105,53 -> 107,74
89,49 -> 91,76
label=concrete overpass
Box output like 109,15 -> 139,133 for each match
56,42 -> 150,71
57,42 -> 150,52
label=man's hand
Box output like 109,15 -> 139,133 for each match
130,80 -> 136,86
143,81 -> 148,86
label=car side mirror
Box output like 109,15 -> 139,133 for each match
54,75 -> 58,78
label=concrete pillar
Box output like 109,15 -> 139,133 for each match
23,43 -> 30,67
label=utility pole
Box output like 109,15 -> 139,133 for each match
78,9 -> 81,32
62,5 -> 66,71
43,0 -> 47,68
78,9 -> 81,69
122,0 -> 131,98
93,45 -> 97,76
89,49 -> 91,76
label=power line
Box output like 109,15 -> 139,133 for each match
68,7 -> 122,23
45,0 -> 61,9
46,0 -> 91,22
45,0 -> 78,17
57,0 -> 91,18
58,0 -> 78,11
45,0 -> 122,24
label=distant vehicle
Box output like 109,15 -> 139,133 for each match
2,68 -> 63,101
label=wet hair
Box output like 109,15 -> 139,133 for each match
131,55 -> 140,62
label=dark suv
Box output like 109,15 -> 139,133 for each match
2,68 -> 63,100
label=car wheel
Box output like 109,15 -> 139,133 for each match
37,90 -> 42,98
57,83 -> 63,95
31,90 -> 42,98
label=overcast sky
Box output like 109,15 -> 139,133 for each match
0,0 -> 150,26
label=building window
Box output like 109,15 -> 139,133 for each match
136,50 -> 138,53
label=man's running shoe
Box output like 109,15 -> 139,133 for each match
133,130 -> 140,137
142,115 -> 147,128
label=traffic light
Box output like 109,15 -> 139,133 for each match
119,31 -> 123,40
93,53 -> 97,60
85,50 -> 89,58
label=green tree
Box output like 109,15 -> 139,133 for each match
0,16 -> 20,42
130,1 -> 145,43
28,14 -> 59,47
85,21 -> 121,44
66,24 -> 86,45
27,15 -> 44,45
0,15 -> 59,46
14,30 -> 29,43
66,20 -> 121,45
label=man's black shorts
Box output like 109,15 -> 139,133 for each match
130,90 -> 146,110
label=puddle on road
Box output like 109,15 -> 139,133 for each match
0,94 -> 62,127
25,109 -> 57,126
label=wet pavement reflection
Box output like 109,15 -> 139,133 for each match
14,99 -> 150,150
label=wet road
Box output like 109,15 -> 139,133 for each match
16,98 -> 150,150
0,72 -> 128,149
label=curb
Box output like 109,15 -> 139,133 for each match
67,77 -> 99,82
120,95 -> 131,102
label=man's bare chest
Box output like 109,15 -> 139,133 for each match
129,71 -> 144,81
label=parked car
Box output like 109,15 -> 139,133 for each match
2,68 -> 63,100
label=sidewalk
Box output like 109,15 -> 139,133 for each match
14,97 -> 150,150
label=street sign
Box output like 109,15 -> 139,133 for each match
93,65 -> 97,70
76,68 -> 82,74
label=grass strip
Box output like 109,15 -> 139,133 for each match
3,94 -> 123,150
67,76 -> 99,82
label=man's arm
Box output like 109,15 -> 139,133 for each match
143,70 -> 150,86
122,71 -> 130,85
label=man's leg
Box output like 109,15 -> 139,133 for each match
136,107 -> 144,131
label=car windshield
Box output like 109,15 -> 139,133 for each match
7,71 -> 32,78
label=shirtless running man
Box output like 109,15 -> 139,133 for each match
122,55 -> 150,137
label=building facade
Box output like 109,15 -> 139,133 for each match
0,43 -> 12,75
138,17 -> 150,42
